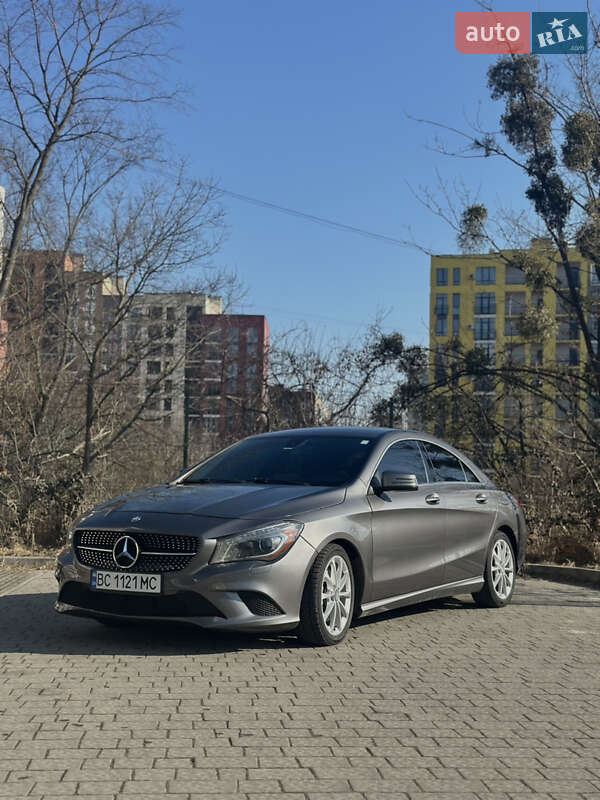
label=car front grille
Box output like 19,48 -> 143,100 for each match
74,530 -> 199,574
59,581 -> 224,618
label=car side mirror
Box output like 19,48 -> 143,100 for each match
381,471 -> 419,491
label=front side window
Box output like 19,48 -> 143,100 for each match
422,442 -> 465,482
373,440 -> 428,485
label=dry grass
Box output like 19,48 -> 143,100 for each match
526,530 -> 600,568
0,541 -> 60,557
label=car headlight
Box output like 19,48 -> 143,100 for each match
211,521 -> 304,564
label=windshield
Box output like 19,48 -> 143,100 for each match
181,434 -> 377,487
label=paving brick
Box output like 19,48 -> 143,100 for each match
1,571 -> 599,800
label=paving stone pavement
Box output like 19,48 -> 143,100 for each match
0,569 -> 599,800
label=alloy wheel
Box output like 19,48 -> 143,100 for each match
320,554 -> 352,636
491,538 -> 514,600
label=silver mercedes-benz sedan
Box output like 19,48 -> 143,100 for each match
55,427 -> 528,645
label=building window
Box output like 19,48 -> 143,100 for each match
475,293 -> 496,314
146,361 -> 161,375
246,326 -> 259,355
166,307 -> 175,321
452,293 -> 460,335
246,363 -> 258,394
436,268 -> 448,286
557,319 -> 579,341
556,293 -> 572,315
505,265 -> 526,284
474,375 -> 494,393
149,305 -> 162,320
556,344 -> 579,365
164,343 -> 174,357
475,267 -> 496,285
164,398 -> 172,411
205,380 -> 221,397
126,323 -> 140,343
475,317 -> 495,340
556,397 -> 577,420
227,327 -> 239,355
505,317 -> 520,337
505,292 -> 526,315
434,348 -> 447,385
569,347 -> 579,366
504,396 -> 519,419
505,343 -> 525,363
531,345 -> 543,366
435,294 -> 448,315
435,295 -> 448,336
475,342 -> 495,362
225,361 -> 238,393
557,263 -> 580,288
203,415 -> 219,433
453,267 -> 461,286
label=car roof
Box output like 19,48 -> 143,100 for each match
248,427 -> 447,442
251,426 -> 396,439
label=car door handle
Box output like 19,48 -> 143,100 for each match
476,493 -> 488,504
425,493 -> 440,505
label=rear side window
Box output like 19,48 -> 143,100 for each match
374,440 -> 428,484
462,463 -> 480,482
422,442 -> 465,482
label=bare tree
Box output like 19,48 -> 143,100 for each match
266,322 -> 423,430
0,0 -> 178,306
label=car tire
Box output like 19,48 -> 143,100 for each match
297,544 -> 355,646
472,531 -> 516,608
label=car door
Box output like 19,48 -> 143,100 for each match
420,442 -> 498,583
368,439 -> 446,601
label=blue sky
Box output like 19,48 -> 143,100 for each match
154,0 -> 587,345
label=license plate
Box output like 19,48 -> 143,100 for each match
91,570 -> 161,594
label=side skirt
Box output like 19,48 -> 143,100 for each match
359,577 -> 485,618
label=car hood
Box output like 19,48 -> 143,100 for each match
83,482 -> 345,523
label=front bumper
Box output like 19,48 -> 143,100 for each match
55,535 -> 315,632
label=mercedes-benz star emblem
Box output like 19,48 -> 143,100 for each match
112,535 -> 140,569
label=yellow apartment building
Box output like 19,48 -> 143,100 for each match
429,242 -> 600,440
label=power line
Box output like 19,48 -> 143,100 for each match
220,188 -> 409,248
238,302 -> 376,329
